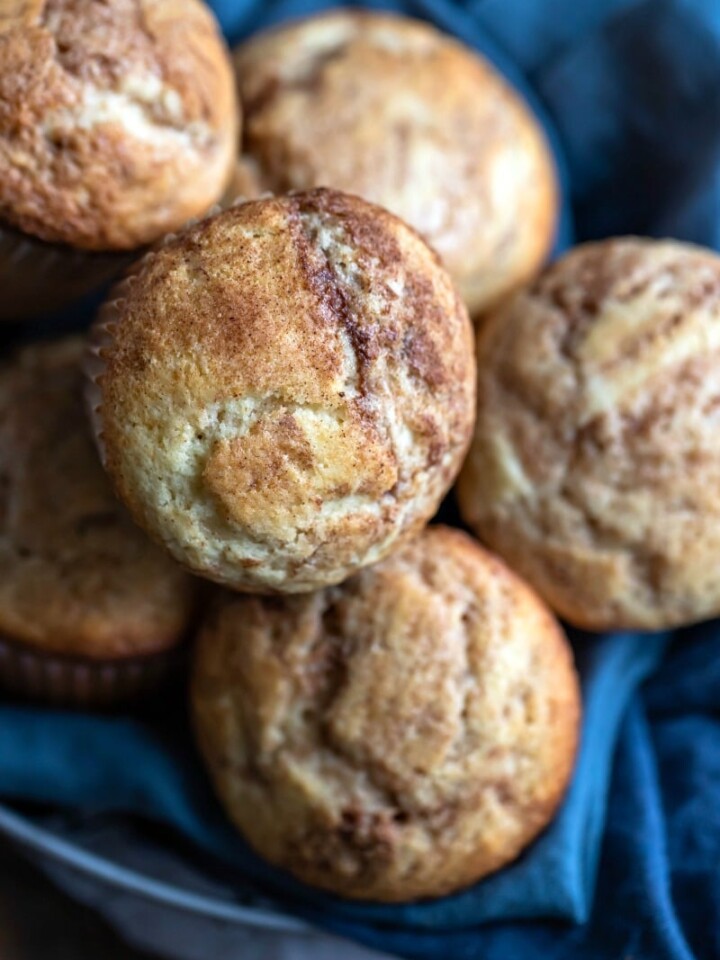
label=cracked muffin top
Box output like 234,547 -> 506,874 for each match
458,237 -> 720,631
191,525 -> 580,901
0,0 -> 238,250
232,10 -> 558,319
87,189 -> 476,594
0,337 -> 198,658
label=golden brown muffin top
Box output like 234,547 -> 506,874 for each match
0,337 -> 198,658
89,189 -> 476,593
0,0 -> 238,250
458,237 -> 720,631
192,526 -> 580,901
233,10 -> 558,317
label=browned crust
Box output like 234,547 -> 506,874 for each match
191,525 -> 580,901
0,0 -> 238,250
90,188 -> 476,593
233,9 -> 558,317
0,337 -> 198,658
458,236 -> 720,631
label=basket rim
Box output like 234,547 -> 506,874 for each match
0,801 -> 311,936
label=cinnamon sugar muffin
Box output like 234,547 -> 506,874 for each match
191,526 -> 580,901
87,189 -> 476,594
0,338 -> 198,705
0,0 -> 238,319
458,237 -> 720,631
232,10 -> 558,319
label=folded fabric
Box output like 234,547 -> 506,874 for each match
0,631 -> 668,943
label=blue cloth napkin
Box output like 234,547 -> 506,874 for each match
0,631 -> 669,939
3,1 -> 720,958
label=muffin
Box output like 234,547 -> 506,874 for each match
191,526 -> 580,902
0,337 -> 198,706
457,237 -> 720,631
0,0 -> 238,320
232,10 -> 558,319
86,188 -> 476,594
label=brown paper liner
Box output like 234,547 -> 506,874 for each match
85,271 -> 146,466
85,298 -> 121,467
0,222 -> 131,322
0,633 -> 186,708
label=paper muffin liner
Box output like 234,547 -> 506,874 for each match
86,257 -> 156,464
0,633 -> 186,708
85,288 -> 128,468
0,222 -> 130,322
85,267 -> 151,466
